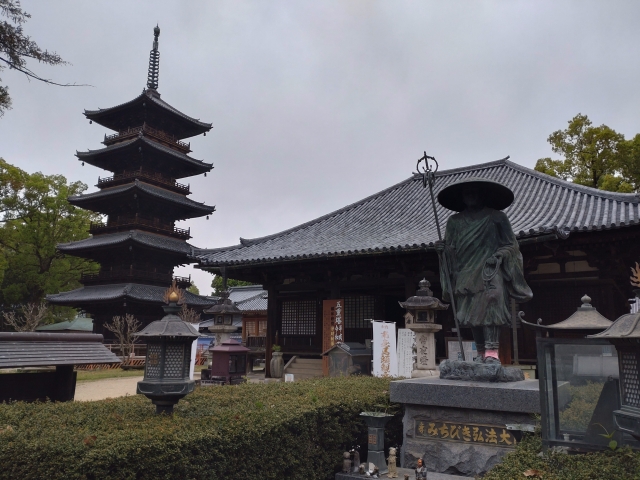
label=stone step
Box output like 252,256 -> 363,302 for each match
287,373 -> 322,381
294,358 -> 322,365
287,367 -> 322,375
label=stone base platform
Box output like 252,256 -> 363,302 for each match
439,360 -> 525,382
390,377 -> 540,477
336,467 -> 468,479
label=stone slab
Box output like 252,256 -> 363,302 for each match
336,467 -> 469,479
389,377 -> 540,414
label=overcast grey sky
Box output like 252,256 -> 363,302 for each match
2,1 -> 640,293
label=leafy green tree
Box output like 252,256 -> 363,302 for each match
187,283 -> 200,295
0,159 -> 98,309
534,114 -> 632,192
210,275 -> 253,295
0,0 -> 79,117
619,133 -> 640,192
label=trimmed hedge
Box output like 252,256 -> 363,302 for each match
484,435 -> 640,480
0,377 -> 398,480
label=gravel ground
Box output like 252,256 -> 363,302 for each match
74,377 -> 141,402
74,371 -> 268,402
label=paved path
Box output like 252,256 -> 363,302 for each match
74,376 -> 141,401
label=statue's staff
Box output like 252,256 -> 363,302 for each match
416,152 -> 465,361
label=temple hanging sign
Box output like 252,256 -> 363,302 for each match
322,299 -> 344,375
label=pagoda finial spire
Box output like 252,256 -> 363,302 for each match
146,25 -> 160,91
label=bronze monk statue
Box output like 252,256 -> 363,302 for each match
435,177 -> 532,365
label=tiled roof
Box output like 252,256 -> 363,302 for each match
36,317 -> 93,332
228,285 -> 266,303
195,159 -> 640,267
84,90 -> 212,139
237,293 -> 268,312
58,230 -> 192,255
76,136 -> 213,175
47,283 -> 215,307
68,179 -> 215,218
0,333 -> 120,368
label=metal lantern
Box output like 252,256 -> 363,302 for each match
521,294 -> 613,338
135,290 -> 199,414
208,338 -> 250,385
589,310 -> 640,440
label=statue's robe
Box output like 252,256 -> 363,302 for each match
439,207 -> 532,327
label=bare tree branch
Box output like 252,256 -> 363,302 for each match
2,301 -> 47,331
104,314 -> 141,365
178,304 -> 201,324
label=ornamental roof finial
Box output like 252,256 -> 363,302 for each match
146,25 -> 160,91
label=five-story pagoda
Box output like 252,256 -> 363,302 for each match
48,27 -> 215,334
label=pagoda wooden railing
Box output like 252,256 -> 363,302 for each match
81,269 -> 191,288
97,168 -> 190,195
90,216 -> 191,240
103,123 -> 191,153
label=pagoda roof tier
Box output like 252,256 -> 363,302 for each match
58,230 -> 193,259
68,180 -> 215,220
84,90 -> 212,140
47,283 -> 215,307
77,136 -> 212,179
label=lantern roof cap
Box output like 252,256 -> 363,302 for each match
210,338 -> 250,353
588,311 -> 640,340
203,290 -> 241,315
399,279 -> 449,311
134,302 -> 199,338
522,294 -> 613,331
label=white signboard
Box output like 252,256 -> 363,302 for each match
447,339 -> 477,362
372,321 -> 398,377
397,329 -> 415,378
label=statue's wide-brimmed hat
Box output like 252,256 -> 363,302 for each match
437,176 -> 514,212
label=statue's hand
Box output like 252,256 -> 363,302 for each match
434,240 -> 446,253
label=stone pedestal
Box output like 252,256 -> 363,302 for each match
208,325 -> 237,346
390,377 -> 540,477
407,323 -> 441,377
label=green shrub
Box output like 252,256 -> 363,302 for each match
0,377 -> 400,480
484,434 -> 640,480
559,382 -> 604,431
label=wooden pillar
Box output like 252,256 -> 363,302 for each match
265,283 -> 277,378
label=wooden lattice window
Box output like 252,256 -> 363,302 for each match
244,320 -> 256,340
258,320 -> 267,336
281,300 -> 317,336
344,296 -> 376,329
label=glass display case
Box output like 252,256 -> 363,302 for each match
536,336 -> 640,450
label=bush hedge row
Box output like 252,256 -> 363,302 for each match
0,377 -> 399,480
484,435 -> 640,480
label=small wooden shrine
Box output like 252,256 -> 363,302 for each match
48,27 -> 215,334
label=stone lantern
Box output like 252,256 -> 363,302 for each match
135,288 -> 199,414
589,310 -> 640,440
399,279 -> 448,377
204,290 -> 241,346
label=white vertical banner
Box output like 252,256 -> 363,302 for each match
372,321 -> 398,377
397,329 -> 415,378
189,338 -> 198,380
